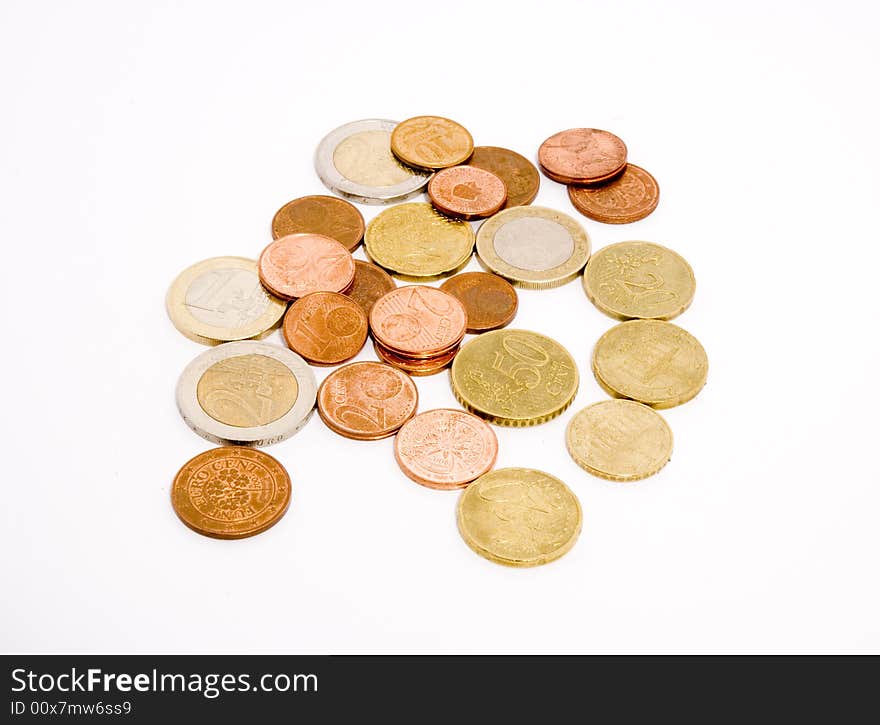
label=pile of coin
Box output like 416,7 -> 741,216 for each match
165,114 -> 707,568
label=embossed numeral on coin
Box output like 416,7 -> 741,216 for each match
407,286 -> 451,318
335,404 -> 386,430
490,333 -> 550,389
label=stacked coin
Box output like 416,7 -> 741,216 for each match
369,286 -> 467,376
163,113 -> 708,570
538,127 -> 660,224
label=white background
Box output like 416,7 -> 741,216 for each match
1,0 -> 878,654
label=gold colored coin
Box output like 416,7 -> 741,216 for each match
457,468 -> 582,567
364,202 -> 474,279
450,329 -> 579,426
166,257 -> 287,345
390,115 -> 474,170
583,241 -> 695,320
565,400 -> 673,481
592,320 -> 708,409
196,354 -> 299,427
475,206 -> 591,289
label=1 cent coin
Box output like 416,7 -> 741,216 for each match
282,291 -> 368,366
566,400 -> 673,481
258,233 -> 355,300
271,195 -> 365,251
592,319 -> 708,408
427,166 -> 507,220
568,164 -> 659,224
171,446 -> 291,539
583,241 -> 695,320
344,260 -> 396,316
538,128 -> 627,184
369,286 -> 467,358
394,409 -> 498,490
391,115 -> 474,170
317,361 -> 418,440
457,468 -> 582,567
467,146 -> 539,207
440,272 -> 518,333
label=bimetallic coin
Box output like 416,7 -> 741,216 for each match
171,447 -> 291,539
365,202 -> 474,279
440,272 -> 518,333
317,361 -> 418,440
373,341 -> 459,376
370,286 -> 466,358
344,260 -> 396,316
282,291 -> 367,366
176,341 -> 317,446
538,128 -> 627,184
166,257 -> 287,345
314,119 -> 431,204
476,206 -> 591,289
457,468 -> 582,567
584,241 -> 695,321
394,409 -> 498,490
427,166 -> 507,220
566,400 -> 673,481
451,329 -> 579,426
467,146 -> 540,208
390,115 -> 474,170
271,195 -> 365,251
258,233 -> 355,300
592,320 -> 708,409
568,164 -> 659,224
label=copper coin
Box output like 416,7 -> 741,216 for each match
282,291 -> 367,366
271,195 -> 365,251
258,233 -> 355,300
538,128 -> 627,185
369,286 -> 467,358
427,166 -> 507,220
344,260 -> 396,316
567,163 -> 659,224
317,361 -> 418,440
373,341 -> 459,376
440,272 -> 518,333
394,409 -> 498,490
467,146 -> 540,207
171,447 -> 291,539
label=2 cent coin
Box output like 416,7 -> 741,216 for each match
568,164 -> 659,224
538,128 -> 627,184
258,233 -> 355,300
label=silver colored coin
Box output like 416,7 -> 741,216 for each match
176,341 -> 317,446
475,206 -> 591,289
314,119 -> 432,204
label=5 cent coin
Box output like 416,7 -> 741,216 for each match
568,163 -> 659,224
467,146 -> 539,207
271,195 -> 365,251
171,446 -> 292,539
440,272 -> 518,333
258,233 -> 355,300
538,128 -> 627,184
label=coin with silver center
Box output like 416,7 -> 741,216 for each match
314,119 -> 432,204
476,206 -> 591,289
176,341 -> 317,446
